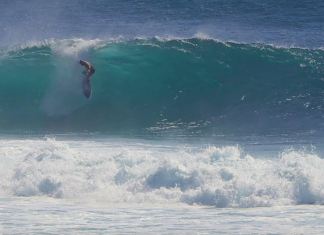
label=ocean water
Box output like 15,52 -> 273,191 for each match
1,0 -> 324,234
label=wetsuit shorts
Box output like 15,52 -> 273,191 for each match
89,67 -> 95,76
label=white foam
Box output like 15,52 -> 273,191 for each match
49,38 -> 106,57
193,32 -> 212,40
0,137 -> 323,207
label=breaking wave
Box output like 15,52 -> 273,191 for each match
1,37 -> 324,134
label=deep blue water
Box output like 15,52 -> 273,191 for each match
1,0 -> 324,47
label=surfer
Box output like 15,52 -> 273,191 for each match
80,60 -> 95,99
79,60 -> 95,81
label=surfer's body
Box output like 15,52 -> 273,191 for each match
79,60 -> 95,81
80,60 -> 95,99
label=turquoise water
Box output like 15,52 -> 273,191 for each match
1,38 -> 324,134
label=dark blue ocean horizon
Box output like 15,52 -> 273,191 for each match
1,0 -> 324,48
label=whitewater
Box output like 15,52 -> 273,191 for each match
1,0 -> 324,234
1,136 -> 324,234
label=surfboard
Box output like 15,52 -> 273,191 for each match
82,78 -> 92,99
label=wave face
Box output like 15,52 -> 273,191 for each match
0,38 -> 324,134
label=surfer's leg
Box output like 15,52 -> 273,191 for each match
82,69 -> 89,75
88,67 -> 95,76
